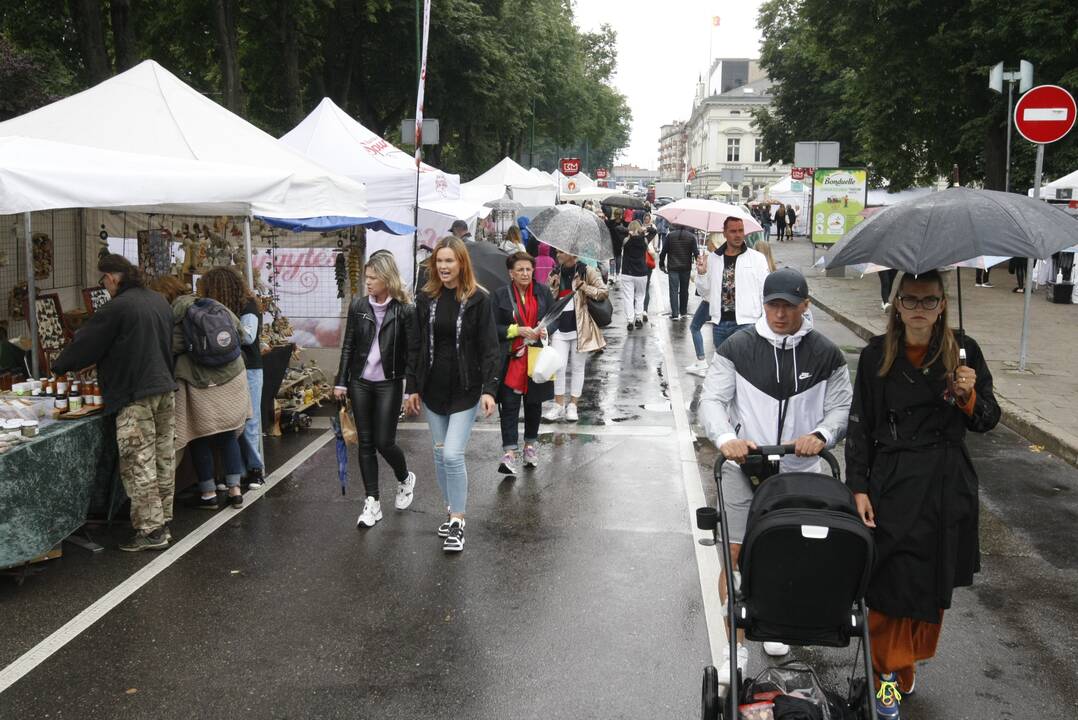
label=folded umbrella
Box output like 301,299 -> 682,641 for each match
529,204 -> 614,262
329,410 -> 349,495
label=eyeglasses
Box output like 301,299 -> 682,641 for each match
897,295 -> 942,310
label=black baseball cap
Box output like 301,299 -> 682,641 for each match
763,267 -> 809,305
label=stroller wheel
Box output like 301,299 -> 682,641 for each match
701,665 -> 720,720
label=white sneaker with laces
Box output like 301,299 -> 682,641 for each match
542,403 -> 564,422
356,497 -> 382,528
763,641 -> 790,657
565,403 -> 579,422
686,360 -> 709,376
717,644 -> 748,683
395,472 -> 416,510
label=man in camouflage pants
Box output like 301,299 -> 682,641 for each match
52,255 -> 177,551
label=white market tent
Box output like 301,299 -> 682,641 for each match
462,157 -> 557,207
757,174 -> 812,234
1029,168 -> 1078,200
0,136 -> 292,216
552,170 -> 609,203
0,60 -> 368,222
279,97 -> 489,282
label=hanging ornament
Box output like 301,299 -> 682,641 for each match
335,252 -> 347,299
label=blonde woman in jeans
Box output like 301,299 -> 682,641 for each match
542,251 -> 608,422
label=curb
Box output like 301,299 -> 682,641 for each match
810,293 -> 1078,469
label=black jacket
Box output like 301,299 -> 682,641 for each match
845,333 -> 1000,621
51,285 -> 175,414
335,296 -> 418,387
607,220 -> 628,256
413,288 -> 500,399
492,282 -> 556,403
621,232 -> 651,276
660,227 -> 699,272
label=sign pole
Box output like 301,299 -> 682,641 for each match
1018,143 -> 1044,372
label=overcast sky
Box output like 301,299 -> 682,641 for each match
572,0 -> 767,169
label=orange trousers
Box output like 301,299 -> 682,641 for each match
868,609 -> 943,691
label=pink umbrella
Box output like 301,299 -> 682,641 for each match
656,198 -> 763,234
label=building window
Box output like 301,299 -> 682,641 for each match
754,142 -> 767,163
730,110 -> 741,116
727,138 -> 740,162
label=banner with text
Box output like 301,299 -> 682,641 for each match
810,168 -> 867,246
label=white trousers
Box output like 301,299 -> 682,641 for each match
620,274 -> 648,321
551,334 -> 589,398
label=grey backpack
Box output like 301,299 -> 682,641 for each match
182,298 -> 240,367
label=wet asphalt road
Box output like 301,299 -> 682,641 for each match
2,273 -> 1077,719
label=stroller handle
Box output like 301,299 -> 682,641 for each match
717,443 -> 842,481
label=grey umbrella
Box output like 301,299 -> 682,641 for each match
826,187 -> 1078,274
529,204 -> 614,261
826,187 -> 1078,367
602,194 -> 647,210
484,197 -> 524,212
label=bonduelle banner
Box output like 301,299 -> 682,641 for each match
810,168 -> 867,245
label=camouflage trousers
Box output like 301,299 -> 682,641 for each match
116,392 -> 176,532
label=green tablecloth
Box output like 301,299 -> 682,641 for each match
0,413 -> 117,568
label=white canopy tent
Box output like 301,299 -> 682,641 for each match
551,170 -> 609,203
757,174 -> 812,234
462,157 -> 557,207
0,60 -> 368,223
280,97 -> 488,283
1029,168 -> 1078,200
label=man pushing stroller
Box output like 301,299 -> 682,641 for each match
699,268 -> 854,679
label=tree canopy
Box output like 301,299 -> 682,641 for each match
753,0 -> 1078,190
0,0 -> 631,179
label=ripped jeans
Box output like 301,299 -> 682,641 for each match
424,401 -> 479,515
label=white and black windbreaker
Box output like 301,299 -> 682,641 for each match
699,312 -> 853,473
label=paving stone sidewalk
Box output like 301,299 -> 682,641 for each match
769,239 -> 1078,466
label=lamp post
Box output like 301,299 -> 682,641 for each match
989,60 -> 1033,192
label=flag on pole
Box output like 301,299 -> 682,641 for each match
414,0 -> 432,167
712,16 -> 720,27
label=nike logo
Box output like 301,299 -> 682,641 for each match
798,372 -> 812,380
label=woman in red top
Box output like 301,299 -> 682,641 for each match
492,252 -> 555,475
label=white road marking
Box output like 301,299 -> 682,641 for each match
0,430 -> 334,695
654,292 -> 727,667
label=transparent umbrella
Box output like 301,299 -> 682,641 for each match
529,204 -> 614,262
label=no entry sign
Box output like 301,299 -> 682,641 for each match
1014,85 -> 1076,144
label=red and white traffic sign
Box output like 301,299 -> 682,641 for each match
1015,85 -> 1076,144
560,157 -> 581,176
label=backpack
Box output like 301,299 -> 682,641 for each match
182,298 -> 241,367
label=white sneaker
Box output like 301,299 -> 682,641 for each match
717,644 -> 748,682
356,497 -> 382,527
543,403 -> 564,422
395,472 -> 416,510
565,403 -> 579,422
686,360 -> 709,376
763,641 -> 790,657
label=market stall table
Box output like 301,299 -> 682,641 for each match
0,413 -> 117,569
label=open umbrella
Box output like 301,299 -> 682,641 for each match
467,241 -> 511,292
656,198 -> 763,234
329,408 -> 349,495
602,194 -> 646,210
826,187 -> 1078,274
484,197 -> 524,212
529,204 -> 614,261
825,187 -> 1078,366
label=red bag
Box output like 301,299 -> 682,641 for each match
646,248 -> 656,269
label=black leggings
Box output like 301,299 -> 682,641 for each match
348,378 -> 408,500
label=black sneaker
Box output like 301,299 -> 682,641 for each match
244,468 -> 265,489
197,495 -> 220,511
626,322 -> 634,331
443,520 -> 465,553
437,516 -> 452,537
119,528 -> 168,552
228,492 -> 243,508
634,319 -> 643,329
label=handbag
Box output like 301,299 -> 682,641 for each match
645,250 -> 656,270
338,400 -> 358,445
586,294 -> 613,328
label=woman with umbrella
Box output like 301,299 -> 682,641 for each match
543,249 -> 608,423
405,236 -> 500,553
845,269 -> 1000,719
492,251 -> 555,474
334,251 -> 419,529
620,220 -> 652,330
604,208 -> 628,286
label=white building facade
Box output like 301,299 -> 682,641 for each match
684,74 -> 789,201
658,122 -> 688,181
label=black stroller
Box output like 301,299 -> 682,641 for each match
696,445 -> 878,720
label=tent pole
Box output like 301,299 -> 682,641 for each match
413,153 -> 421,291
243,216 -> 255,290
23,211 -> 40,378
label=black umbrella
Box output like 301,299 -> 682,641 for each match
602,194 -> 646,210
466,241 -> 511,293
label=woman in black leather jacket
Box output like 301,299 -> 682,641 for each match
334,251 -> 419,529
